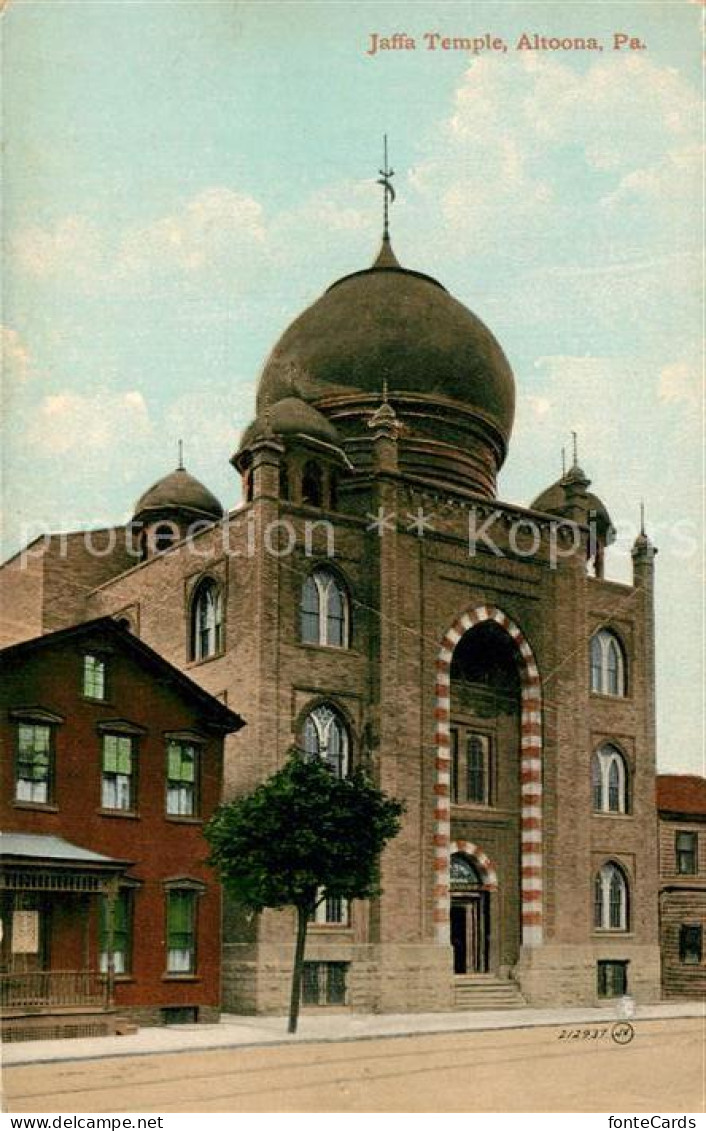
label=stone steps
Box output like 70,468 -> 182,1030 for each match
452,975 -> 526,1010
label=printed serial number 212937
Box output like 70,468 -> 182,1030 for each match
558,1028 -> 608,1040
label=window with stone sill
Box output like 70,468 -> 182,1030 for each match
676,831 -> 698,876
15,723 -> 54,805
450,726 -> 493,806
166,889 -> 197,974
594,862 -> 629,931
590,629 -> 627,697
301,705 -> 350,778
679,924 -> 702,965
300,568 -> 350,649
101,733 -> 135,811
99,888 -> 133,975
592,744 -> 629,814
190,578 -> 224,662
166,739 -> 199,817
311,889 -> 349,926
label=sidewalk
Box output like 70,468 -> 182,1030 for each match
3,1001 -> 703,1067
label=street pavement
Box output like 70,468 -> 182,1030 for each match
3,1015 -> 704,1113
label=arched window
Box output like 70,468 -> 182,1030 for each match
594,862 -> 629,931
190,579 -> 223,661
592,744 -> 628,814
299,568 -> 349,648
154,523 -> 178,553
302,461 -> 323,508
301,705 -> 349,777
589,629 -> 626,696
450,853 -> 483,888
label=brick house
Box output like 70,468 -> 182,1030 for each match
657,775 -> 706,999
0,228 -> 662,1013
0,617 -> 243,1039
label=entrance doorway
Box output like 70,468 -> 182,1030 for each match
450,894 -> 489,974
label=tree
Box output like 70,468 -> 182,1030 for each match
204,752 -> 404,1033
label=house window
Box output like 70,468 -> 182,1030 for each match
15,724 -> 53,804
594,862 -> 629,931
101,734 -> 135,811
302,961 -> 348,1005
301,705 -> 349,777
676,831 -> 698,875
679,924 -> 702,965
592,744 -> 628,813
299,568 -> 349,648
590,630 -> 626,696
166,740 -> 199,817
83,654 -> 106,700
450,725 -> 493,806
597,960 -> 628,998
190,578 -> 223,661
166,890 -> 197,974
99,889 -> 132,975
312,890 -> 349,926
302,461 -> 323,508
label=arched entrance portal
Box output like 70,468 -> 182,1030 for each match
433,605 -> 543,954
450,849 -> 496,974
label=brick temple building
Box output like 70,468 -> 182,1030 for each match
657,775 -> 706,1000
0,618 -> 243,1037
0,224 -> 662,1013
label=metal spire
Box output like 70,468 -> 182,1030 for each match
177,439 -> 184,470
640,500 -> 645,536
377,135 -> 396,241
571,430 -> 578,468
561,447 -> 566,477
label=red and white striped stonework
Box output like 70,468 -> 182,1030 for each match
450,840 -> 498,889
434,605 -> 543,947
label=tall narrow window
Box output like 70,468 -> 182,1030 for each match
190,579 -> 223,661
679,924 -> 702,965
589,630 -> 626,696
597,960 -> 628,998
301,705 -> 349,777
449,724 -> 493,807
466,733 -> 490,804
166,890 -> 197,974
594,862 -> 628,931
101,734 -> 135,811
299,569 -> 349,648
99,889 -> 132,975
312,889 -> 349,926
302,461 -> 323,507
15,724 -> 53,804
83,655 -> 106,700
592,744 -> 628,814
166,740 -> 199,817
676,831 -> 698,875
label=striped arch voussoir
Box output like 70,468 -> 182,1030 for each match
450,840 -> 498,891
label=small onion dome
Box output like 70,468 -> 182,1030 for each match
238,396 -> 341,454
133,467 -> 224,523
531,475 -> 615,544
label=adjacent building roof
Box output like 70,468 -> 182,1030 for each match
0,617 -> 245,735
656,774 -> 706,817
1,833 -> 128,868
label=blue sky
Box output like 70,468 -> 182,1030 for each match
2,1 -> 703,772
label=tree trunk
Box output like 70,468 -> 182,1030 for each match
288,903 -> 309,1034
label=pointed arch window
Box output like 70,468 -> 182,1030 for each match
594,862 -> 629,931
301,705 -> 349,777
300,568 -> 349,648
589,630 -> 626,696
190,578 -> 223,661
592,744 -> 628,814
302,461 -> 323,508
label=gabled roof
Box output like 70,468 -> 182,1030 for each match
656,774 -> 706,817
0,617 -> 245,735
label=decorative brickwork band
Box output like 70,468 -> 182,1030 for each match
434,605 -> 543,947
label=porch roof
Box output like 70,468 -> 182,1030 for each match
1,834 -> 129,869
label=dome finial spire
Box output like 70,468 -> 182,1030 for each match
640,500 -> 645,536
177,439 -> 184,470
377,134 -> 396,243
571,430 -> 579,468
561,446 -> 566,477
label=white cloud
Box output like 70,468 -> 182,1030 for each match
26,390 -> 152,455
658,361 -> 701,407
1,326 -> 31,383
12,216 -> 104,279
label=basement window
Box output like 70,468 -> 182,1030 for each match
302,961 -> 348,1006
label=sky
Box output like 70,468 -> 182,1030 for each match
1,0 -> 703,773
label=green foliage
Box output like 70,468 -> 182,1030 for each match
204,753 -> 404,913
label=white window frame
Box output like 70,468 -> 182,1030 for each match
83,654 -> 106,700
191,579 -> 223,661
300,568 -> 349,649
592,744 -> 628,814
590,630 -> 626,697
594,862 -> 628,931
312,888 -> 349,926
302,705 -> 349,777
